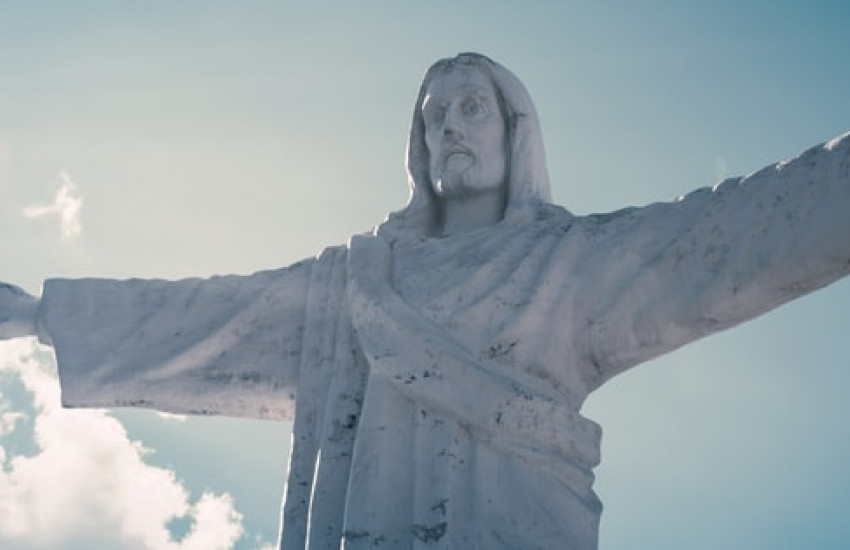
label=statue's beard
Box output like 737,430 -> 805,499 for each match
433,152 -> 475,198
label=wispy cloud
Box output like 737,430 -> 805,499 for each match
22,172 -> 83,240
156,412 -> 188,422
0,340 -> 245,550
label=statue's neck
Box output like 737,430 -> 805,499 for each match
439,190 -> 506,236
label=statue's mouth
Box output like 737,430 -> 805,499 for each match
442,150 -> 473,173
446,151 -> 470,162
440,146 -> 473,165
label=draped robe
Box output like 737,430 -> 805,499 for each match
36,131 -> 850,549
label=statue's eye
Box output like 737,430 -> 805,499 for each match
461,97 -> 484,118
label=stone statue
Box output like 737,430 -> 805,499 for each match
1,52 -> 849,549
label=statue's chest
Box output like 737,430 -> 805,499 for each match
392,240 -> 479,311
389,231 -> 535,344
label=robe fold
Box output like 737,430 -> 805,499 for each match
37,131 -> 850,548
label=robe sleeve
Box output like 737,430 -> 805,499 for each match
574,131 -> 850,390
37,257 -> 315,420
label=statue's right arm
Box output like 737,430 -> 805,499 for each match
2,257 -> 316,420
0,282 -> 39,340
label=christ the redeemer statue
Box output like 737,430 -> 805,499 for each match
1,53 -> 849,549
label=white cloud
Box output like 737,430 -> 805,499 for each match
156,412 -> 188,422
21,172 -> 83,240
174,494 -> 244,550
0,340 -> 245,550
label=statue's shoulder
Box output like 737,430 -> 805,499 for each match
528,202 -> 574,229
553,204 -> 648,243
579,206 -> 640,229
526,202 -> 632,239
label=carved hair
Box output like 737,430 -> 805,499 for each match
378,53 -> 553,239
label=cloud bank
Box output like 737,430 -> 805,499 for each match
0,340 -> 245,550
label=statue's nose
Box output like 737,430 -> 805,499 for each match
442,109 -> 464,141
443,126 -> 464,142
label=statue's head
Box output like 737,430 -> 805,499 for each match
378,53 -> 552,239
422,57 -> 509,202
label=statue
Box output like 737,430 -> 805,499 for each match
1,52 -> 849,549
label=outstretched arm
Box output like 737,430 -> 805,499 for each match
572,131 -> 850,390
0,282 -> 39,339
2,257 -> 316,420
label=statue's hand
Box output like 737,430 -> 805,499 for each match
0,282 -> 38,340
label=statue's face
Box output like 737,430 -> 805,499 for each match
422,67 -> 507,199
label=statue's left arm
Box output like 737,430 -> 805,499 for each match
574,131 -> 850,390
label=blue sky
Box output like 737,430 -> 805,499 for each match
1,2 -> 849,548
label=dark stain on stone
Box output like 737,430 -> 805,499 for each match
412,522 -> 447,543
